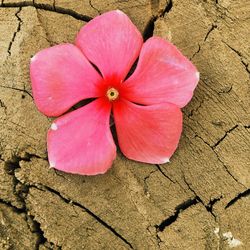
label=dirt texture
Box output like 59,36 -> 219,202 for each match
0,0 -> 249,249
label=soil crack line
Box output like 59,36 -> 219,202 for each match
89,0 -> 100,15
0,1 -> 93,22
195,133 -> 247,188
161,0 -> 173,17
0,85 -> 33,98
212,125 -> 238,148
156,197 -> 198,231
0,197 -> 25,212
225,188 -> 250,209
0,99 -> 7,114
222,41 -> 250,75
53,0 -> 55,10
155,164 -> 175,184
30,184 -> 134,249
143,0 -> 173,41
4,155 -> 132,248
191,22 -> 218,60
9,154 -> 133,250
183,174 -> 219,220
204,24 -> 217,42
187,98 -> 204,118
7,7 -> 22,56
2,160 -> 49,250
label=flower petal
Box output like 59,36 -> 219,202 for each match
47,98 -> 116,175
76,10 -> 143,81
30,44 -> 102,117
113,99 -> 182,164
124,37 -> 199,108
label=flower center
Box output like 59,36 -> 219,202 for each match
106,87 -> 119,101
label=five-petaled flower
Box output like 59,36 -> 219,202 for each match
30,10 -> 199,175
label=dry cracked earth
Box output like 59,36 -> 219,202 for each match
0,0 -> 249,249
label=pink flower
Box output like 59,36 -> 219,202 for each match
30,10 -> 199,175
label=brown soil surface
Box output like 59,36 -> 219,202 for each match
0,0 -> 249,249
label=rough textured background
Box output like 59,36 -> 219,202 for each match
0,0 -> 249,249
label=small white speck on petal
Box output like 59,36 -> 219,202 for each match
51,123 -> 58,131
196,72 -> 200,79
49,161 -> 55,168
162,158 -> 170,163
31,55 -> 37,62
116,9 -> 123,14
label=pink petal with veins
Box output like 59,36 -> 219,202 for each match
113,99 -> 182,164
30,44 -> 102,117
124,37 -> 199,108
76,10 -> 143,82
47,98 -> 116,175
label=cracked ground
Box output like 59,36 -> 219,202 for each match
0,0 -> 249,249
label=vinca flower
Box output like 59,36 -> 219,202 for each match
30,10 -> 199,175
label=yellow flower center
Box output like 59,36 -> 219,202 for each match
106,87 -> 119,101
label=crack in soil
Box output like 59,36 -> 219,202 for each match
2,154 -> 134,249
143,169 -> 158,194
218,85 -> 232,94
204,24 -> 217,42
143,16 -> 157,41
183,174 -> 220,220
186,97 -> 205,118
8,154 -> 134,249
31,184 -> 134,249
156,197 -> 199,231
212,125 -> 238,148
222,41 -> 250,75
143,0 -> 173,41
190,23 -> 218,60
52,0 -> 55,11
161,0 -> 173,17
225,188 -> 250,209
184,121 -> 247,190
194,133 -> 247,189
155,164 -> 175,184
0,85 -> 33,98
1,163 -> 48,250
7,7 -> 22,56
216,154 -> 247,189
0,99 -> 7,112
89,0 -> 101,15
190,43 -> 201,60
0,1 -> 93,22
0,197 -> 24,212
